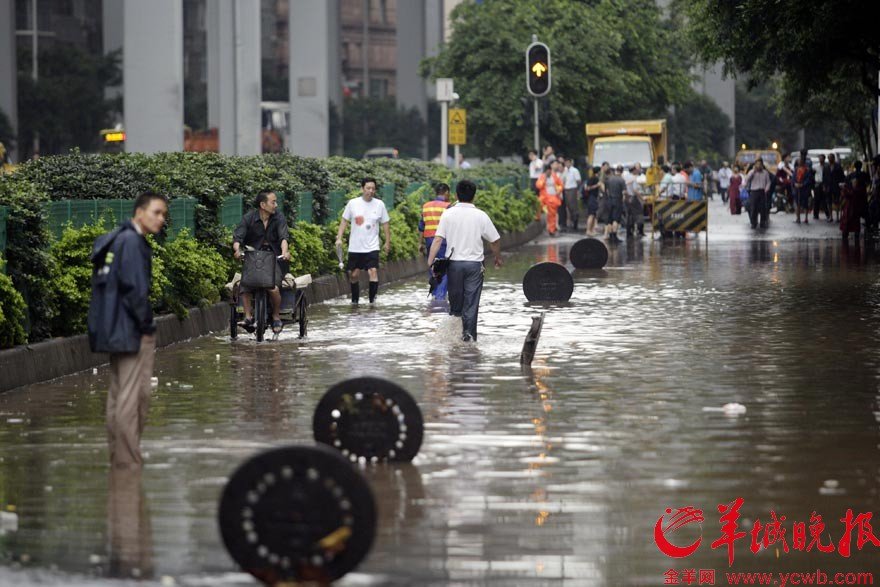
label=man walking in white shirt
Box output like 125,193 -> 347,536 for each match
562,157 -> 582,231
427,180 -> 503,342
718,161 -> 733,204
528,150 -> 544,196
336,177 -> 391,304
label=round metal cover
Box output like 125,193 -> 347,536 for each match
522,262 -> 574,302
313,377 -> 424,462
569,238 -> 609,269
218,444 -> 377,585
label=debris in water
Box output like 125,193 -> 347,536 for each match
702,403 -> 747,416
0,511 -> 18,532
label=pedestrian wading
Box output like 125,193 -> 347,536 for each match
88,192 -> 168,469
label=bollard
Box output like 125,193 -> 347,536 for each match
520,313 -> 545,366
313,377 -> 424,463
522,262 -> 574,302
218,444 -> 377,585
569,237 -> 609,270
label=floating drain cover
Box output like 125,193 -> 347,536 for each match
569,238 -> 609,269
522,262 -> 574,302
218,444 -> 377,585
313,377 -> 424,462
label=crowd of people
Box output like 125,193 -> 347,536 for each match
528,144 -> 880,242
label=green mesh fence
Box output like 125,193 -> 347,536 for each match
46,198 -> 196,240
296,191 -> 313,224
45,200 -> 133,239
0,205 -> 8,254
405,181 -> 426,195
220,195 -> 244,229
380,184 -> 395,211
327,191 -> 347,223
166,198 -> 197,239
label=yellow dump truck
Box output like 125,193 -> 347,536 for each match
585,119 -> 668,169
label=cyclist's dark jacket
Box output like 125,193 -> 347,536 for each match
233,209 -> 290,256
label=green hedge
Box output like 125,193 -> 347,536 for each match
0,152 -> 534,349
0,254 -> 27,348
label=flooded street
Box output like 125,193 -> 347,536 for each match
2,233 -> 880,586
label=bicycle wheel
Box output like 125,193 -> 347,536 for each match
255,289 -> 267,342
229,303 -> 238,340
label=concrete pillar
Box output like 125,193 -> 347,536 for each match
209,0 -> 262,156
288,0 -> 330,157
124,0 -> 184,153
327,0 -> 343,155
103,0 -> 124,105
397,0 -> 428,158
0,0 -> 18,162
206,0 -> 220,129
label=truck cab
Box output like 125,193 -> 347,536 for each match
585,120 -> 667,170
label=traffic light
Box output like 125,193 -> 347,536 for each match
526,42 -> 551,97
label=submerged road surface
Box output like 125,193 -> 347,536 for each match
1,233 -> 879,586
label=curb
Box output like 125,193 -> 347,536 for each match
0,221 -> 544,394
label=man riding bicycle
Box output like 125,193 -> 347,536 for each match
232,191 -> 291,334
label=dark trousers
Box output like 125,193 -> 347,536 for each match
814,185 -> 830,219
748,189 -> 768,228
563,188 -> 579,229
447,261 -> 484,340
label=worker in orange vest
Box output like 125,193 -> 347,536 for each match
536,162 -> 564,236
419,183 -> 451,299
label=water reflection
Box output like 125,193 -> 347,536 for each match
1,238 -> 879,585
107,470 -> 152,580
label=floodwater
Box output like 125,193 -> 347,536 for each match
1,233 -> 880,586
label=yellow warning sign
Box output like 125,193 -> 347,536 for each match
449,108 -> 466,145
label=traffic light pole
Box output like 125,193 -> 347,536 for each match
441,100 -> 448,168
533,98 -> 539,154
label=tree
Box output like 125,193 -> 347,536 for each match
776,64 -> 876,159
339,98 -> 426,159
683,0 -> 880,100
682,0 -> 879,158
668,91 -> 732,164
16,46 -> 121,157
0,108 -> 14,155
420,0 -> 691,158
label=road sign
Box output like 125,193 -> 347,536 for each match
436,78 -> 454,102
526,42 -> 551,97
448,108 -> 467,145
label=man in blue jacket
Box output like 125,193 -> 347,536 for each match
88,192 -> 167,468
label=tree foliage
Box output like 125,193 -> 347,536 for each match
668,92 -> 732,163
682,0 -> 880,99
337,98 -> 427,159
682,0 -> 879,158
16,46 -> 121,157
421,0 -> 692,157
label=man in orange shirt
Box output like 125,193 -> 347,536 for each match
419,183 -> 451,299
536,162 -> 564,236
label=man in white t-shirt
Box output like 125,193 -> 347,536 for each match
335,177 -> 391,304
427,180 -> 502,342
528,150 -> 544,196
562,157 -> 582,231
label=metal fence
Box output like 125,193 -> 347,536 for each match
45,198 -> 197,240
